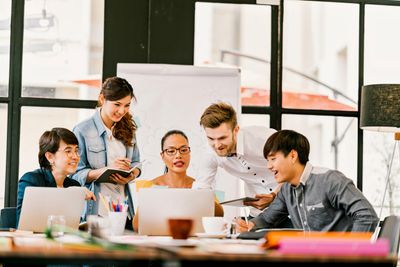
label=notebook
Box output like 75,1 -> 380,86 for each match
18,187 -> 86,232
138,188 -> 214,236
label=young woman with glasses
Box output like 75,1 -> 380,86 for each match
133,130 -> 223,231
72,77 -> 141,227
16,128 -> 95,225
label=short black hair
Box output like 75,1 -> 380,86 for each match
263,130 -> 310,165
38,128 -> 79,170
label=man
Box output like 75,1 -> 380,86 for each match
236,130 -> 379,232
193,102 -> 279,217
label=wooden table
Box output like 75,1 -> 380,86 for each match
0,237 -> 397,266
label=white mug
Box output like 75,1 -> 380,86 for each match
202,217 -> 227,234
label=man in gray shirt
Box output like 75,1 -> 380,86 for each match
237,130 -> 379,232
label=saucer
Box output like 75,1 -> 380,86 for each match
195,232 -> 227,239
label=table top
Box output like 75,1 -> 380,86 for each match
0,233 -> 396,266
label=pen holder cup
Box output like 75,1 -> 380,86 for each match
108,211 -> 127,236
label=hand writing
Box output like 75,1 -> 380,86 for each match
112,157 -> 131,171
235,218 -> 255,233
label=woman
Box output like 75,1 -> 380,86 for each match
133,130 -> 223,231
17,128 -> 95,225
72,77 -> 141,226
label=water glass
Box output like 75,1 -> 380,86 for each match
47,215 -> 66,237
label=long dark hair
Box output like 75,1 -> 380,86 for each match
38,128 -> 79,170
99,77 -> 137,147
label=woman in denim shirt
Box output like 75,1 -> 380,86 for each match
72,77 -> 141,226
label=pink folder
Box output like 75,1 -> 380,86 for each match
277,238 -> 389,256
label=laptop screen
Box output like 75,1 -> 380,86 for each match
18,187 -> 86,232
138,188 -> 214,236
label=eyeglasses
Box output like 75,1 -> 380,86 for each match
162,146 -> 191,156
58,148 -> 80,158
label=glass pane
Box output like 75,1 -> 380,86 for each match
363,132 -> 400,217
194,3 -> 271,107
241,114 -> 269,128
0,104 -> 7,208
283,1 -> 358,111
282,115 -> 358,183
21,0 -> 104,100
0,0 -> 11,97
19,107 -> 93,177
365,5 -> 400,84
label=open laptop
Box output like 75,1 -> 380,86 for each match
18,187 -> 86,232
138,188 -> 214,236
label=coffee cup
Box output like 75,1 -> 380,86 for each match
202,217 -> 227,234
168,218 -> 193,239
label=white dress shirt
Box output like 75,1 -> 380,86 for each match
193,126 -> 277,216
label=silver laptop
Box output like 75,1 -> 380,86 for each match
18,187 -> 86,232
138,188 -> 214,236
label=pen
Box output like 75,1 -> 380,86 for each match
244,207 -> 250,231
98,192 -> 110,212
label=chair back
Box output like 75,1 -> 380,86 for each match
378,215 -> 400,254
0,207 -> 17,229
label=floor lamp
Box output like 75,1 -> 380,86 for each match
360,84 -> 400,220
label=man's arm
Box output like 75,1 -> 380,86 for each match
249,188 -> 290,230
328,171 -> 379,232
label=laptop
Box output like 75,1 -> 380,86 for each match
138,188 -> 214,236
18,187 -> 86,232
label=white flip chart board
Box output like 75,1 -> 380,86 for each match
117,64 -> 241,217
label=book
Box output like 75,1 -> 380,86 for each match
95,162 -> 141,184
220,197 -> 259,207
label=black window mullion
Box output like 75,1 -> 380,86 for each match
357,3 -> 365,191
269,1 -> 283,130
5,0 -> 25,207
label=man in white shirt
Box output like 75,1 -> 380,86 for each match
193,102 -> 280,217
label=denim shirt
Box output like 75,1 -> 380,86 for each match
251,162 -> 379,232
71,110 -> 140,219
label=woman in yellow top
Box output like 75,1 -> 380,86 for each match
133,130 -> 223,231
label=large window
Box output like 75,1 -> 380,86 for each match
282,115 -> 358,183
3,0 -> 400,215
0,104 -> 7,207
19,107 -> 93,177
0,0 -> 11,208
283,1 -> 358,112
194,2 -> 271,107
363,5 -> 400,217
0,0 -> 11,97
21,0 -> 103,100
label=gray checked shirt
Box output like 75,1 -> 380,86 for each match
251,162 -> 379,232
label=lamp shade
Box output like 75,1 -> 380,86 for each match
360,84 -> 400,132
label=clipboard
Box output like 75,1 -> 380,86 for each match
219,197 -> 259,207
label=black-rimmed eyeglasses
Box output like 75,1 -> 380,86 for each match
162,146 -> 191,156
